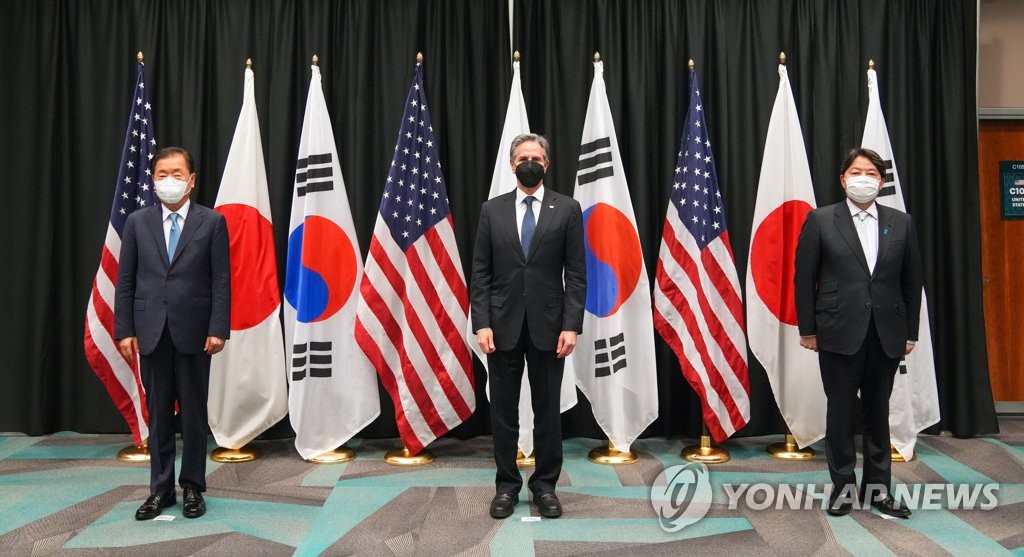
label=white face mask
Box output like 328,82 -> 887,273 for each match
844,175 -> 880,204
154,176 -> 190,204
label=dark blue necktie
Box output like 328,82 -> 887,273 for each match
521,196 -> 536,257
168,213 -> 181,263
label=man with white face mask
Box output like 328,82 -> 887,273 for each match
794,148 -> 923,519
114,146 -> 230,520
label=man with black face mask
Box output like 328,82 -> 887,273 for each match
115,146 -> 230,520
471,134 -> 586,519
794,147 -> 923,519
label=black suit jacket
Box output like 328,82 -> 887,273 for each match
114,202 -> 231,355
471,188 -> 586,352
794,201 -> 923,359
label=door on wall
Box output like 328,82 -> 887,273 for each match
979,118 -> 1024,402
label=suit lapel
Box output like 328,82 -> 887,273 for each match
500,193 -> 526,261
874,205 -> 895,276
527,192 -> 558,262
170,205 -> 206,268
145,206 -> 170,270
833,203 -> 871,276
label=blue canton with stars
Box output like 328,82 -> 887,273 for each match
671,69 -> 728,251
380,63 -> 450,251
110,61 -> 157,234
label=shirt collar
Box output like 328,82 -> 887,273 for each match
162,199 -> 191,221
516,185 -> 545,205
846,197 -> 877,219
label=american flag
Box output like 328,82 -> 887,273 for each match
653,67 -> 750,443
355,60 -> 475,455
83,58 -> 156,445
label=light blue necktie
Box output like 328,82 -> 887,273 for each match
521,196 -> 536,257
167,213 -> 181,263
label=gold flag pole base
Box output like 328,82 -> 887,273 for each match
307,447 -> 357,464
891,444 -> 915,462
681,435 -> 731,464
516,449 -> 535,468
211,446 -> 261,463
766,433 -> 815,460
116,440 -> 149,463
384,447 -> 433,466
588,440 -> 638,465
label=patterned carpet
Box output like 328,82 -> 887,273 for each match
1,417 -> 1022,556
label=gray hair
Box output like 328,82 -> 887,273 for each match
509,133 -> 550,163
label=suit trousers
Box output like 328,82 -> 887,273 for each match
818,317 -> 899,502
140,326 -> 211,496
488,319 -> 564,496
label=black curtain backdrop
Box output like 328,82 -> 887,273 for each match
0,0 -> 997,443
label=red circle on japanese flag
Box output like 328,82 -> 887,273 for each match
749,200 -> 813,326
218,204 -> 281,330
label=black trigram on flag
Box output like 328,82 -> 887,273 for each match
296,153 -> 334,197
878,159 -> 897,198
594,332 -> 627,377
292,341 -> 333,381
577,137 -> 614,186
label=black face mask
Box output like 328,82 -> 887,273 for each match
515,161 -> 546,188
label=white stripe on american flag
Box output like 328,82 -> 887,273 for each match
83,225 -> 148,444
356,218 -> 474,453
655,208 -> 749,439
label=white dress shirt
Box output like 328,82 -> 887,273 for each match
516,185 -> 545,245
847,198 -> 878,273
162,199 -> 191,249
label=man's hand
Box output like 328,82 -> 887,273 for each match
905,343 -> 915,356
205,336 -> 226,355
477,328 -> 496,354
118,337 -> 139,362
799,335 -> 818,352
556,331 -> 577,359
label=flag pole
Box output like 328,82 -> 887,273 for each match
681,423 -> 731,464
766,432 -> 815,460
113,50 -> 153,464
385,445 -> 434,466
209,56 -> 266,465
588,440 -> 638,465
583,46 -> 647,466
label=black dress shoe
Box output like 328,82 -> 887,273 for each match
535,492 -> 562,518
135,493 -> 176,520
826,498 -> 854,517
182,486 -> 206,518
871,495 -> 911,519
490,492 -> 518,519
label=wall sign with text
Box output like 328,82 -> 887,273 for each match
1001,161 -> 1024,219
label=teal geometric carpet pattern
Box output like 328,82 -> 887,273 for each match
1,417 -> 1021,556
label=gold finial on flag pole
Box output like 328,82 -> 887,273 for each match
137,51 -> 144,63
593,51 -> 602,63
688,59 -> 695,70
246,58 -> 252,69
779,51 -> 787,65
514,50 -> 521,62
312,54 -> 319,66
416,52 -> 424,64
868,59 -> 875,70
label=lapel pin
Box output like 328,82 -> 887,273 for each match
549,205 -> 554,209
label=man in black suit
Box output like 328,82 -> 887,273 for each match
472,134 -> 586,519
115,147 -> 230,520
794,147 -> 923,519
